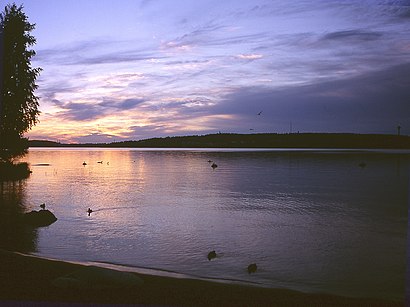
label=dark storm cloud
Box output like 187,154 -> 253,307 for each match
215,63 -> 410,134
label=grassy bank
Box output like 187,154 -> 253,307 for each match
0,249 -> 402,306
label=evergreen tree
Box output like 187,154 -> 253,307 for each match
0,3 -> 41,163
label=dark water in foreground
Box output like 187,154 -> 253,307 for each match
0,148 -> 408,300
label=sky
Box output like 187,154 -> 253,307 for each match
7,0 -> 410,143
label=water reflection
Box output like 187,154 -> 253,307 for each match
16,148 -> 410,300
0,180 -> 38,252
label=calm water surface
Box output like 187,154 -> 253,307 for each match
0,148 -> 408,300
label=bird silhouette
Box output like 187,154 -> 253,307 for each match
247,263 -> 257,274
207,251 -> 217,261
83,161 -> 87,166
87,208 -> 93,216
257,111 -> 262,115
211,162 -> 218,169
40,203 -> 46,210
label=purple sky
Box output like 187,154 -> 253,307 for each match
13,0 -> 410,142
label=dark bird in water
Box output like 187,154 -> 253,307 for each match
40,203 -> 46,210
83,161 -> 87,166
207,250 -> 217,261
257,111 -> 262,115
87,208 -> 93,216
97,161 -> 103,164
247,263 -> 257,274
359,162 -> 367,168
208,160 -> 213,163
211,162 -> 218,169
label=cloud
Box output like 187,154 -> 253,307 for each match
118,98 -> 145,109
35,39 -> 164,66
75,132 -> 117,144
57,102 -> 104,121
321,30 -> 383,42
55,97 -> 147,121
160,20 -> 268,52
215,63 -> 410,134
237,54 -> 263,60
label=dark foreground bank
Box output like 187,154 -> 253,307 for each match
0,250 -> 402,307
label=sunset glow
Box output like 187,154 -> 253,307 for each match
15,0 -> 410,143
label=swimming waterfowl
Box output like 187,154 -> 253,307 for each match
83,161 -> 87,166
247,263 -> 257,274
40,203 -> 46,210
211,163 -> 218,169
207,250 -> 217,261
87,208 -> 93,216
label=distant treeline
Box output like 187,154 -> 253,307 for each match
29,133 -> 410,149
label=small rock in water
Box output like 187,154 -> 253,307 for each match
23,209 -> 57,227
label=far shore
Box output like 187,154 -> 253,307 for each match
0,249 -> 403,306
28,132 -> 410,150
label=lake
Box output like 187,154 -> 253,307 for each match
0,148 -> 408,300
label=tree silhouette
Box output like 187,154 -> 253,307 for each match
0,3 -> 41,163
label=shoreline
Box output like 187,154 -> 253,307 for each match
0,249 -> 403,306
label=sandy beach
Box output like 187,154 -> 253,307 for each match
0,249 -> 403,307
